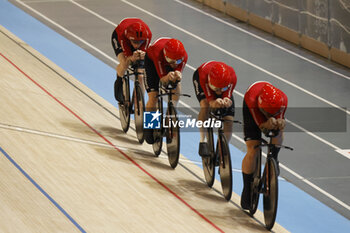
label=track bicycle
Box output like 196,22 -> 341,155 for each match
152,81 -> 190,168
119,60 -> 145,143
202,108 -> 241,201
249,130 -> 293,230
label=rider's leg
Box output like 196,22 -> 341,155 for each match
198,99 -> 210,157
114,52 -> 129,104
271,130 -> 284,174
198,99 -> 209,142
223,115 -> 234,142
242,140 -> 260,174
241,99 -> 261,209
192,70 -> 210,157
241,140 -> 260,209
114,75 -> 124,103
170,83 -> 181,107
146,91 -> 158,111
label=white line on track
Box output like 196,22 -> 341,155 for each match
174,0 -> 350,81
0,123 -> 111,148
0,122 -> 203,165
15,0 -> 350,212
121,0 -> 350,116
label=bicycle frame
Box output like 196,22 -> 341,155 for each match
153,81 -> 190,167
156,81 -> 191,135
204,109 -> 241,200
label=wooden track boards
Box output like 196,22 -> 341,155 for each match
0,26 -> 288,232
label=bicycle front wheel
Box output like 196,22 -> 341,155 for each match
166,105 -> 180,168
202,127 -> 215,187
152,96 -> 163,156
250,150 -> 262,216
119,76 -> 130,133
133,84 -> 145,144
263,157 -> 279,230
217,134 -> 232,201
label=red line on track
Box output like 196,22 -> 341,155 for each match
0,52 -> 225,233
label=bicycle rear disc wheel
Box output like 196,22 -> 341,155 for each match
202,128 -> 215,187
134,84 -> 145,144
166,106 -> 180,169
152,97 -> 163,156
119,77 -> 130,133
250,151 -> 262,215
217,134 -> 232,201
263,158 -> 279,230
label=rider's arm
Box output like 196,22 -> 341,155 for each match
160,72 -> 175,84
259,117 -> 278,132
117,51 -> 143,76
209,99 -> 224,109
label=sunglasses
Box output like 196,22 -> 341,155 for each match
165,56 -> 183,65
130,39 -> 145,45
208,82 -> 230,92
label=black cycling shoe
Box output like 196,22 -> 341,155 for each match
114,77 -> 124,104
215,156 -> 220,167
241,173 -> 254,210
144,129 -> 154,144
198,142 -> 210,157
240,187 -> 251,210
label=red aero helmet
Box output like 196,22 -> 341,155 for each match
208,63 -> 231,88
258,83 -> 285,115
163,39 -> 186,60
125,22 -> 148,41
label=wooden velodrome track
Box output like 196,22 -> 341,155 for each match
0,26 -> 288,232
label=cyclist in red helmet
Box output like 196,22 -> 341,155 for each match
111,18 -> 152,103
143,37 -> 188,144
240,81 -> 288,209
192,61 -> 237,157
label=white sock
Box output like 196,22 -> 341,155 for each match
199,127 -> 207,143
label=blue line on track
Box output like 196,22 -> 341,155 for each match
0,147 -> 86,233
